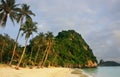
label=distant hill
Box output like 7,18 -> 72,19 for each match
99,60 -> 120,66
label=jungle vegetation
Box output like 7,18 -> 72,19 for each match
0,30 -> 97,68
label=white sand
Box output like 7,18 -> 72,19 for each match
0,65 -> 92,77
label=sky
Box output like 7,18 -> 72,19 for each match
0,0 -> 120,62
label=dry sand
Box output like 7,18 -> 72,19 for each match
0,65 -> 92,77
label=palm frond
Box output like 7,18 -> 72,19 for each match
28,10 -> 35,16
9,12 -> 16,25
1,0 -> 6,5
21,20 -> 38,39
1,13 -> 7,26
16,13 -> 22,23
0,0 -> 20,27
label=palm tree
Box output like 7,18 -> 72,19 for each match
34,33 -> 45,65
17,4 -> 35,24
41,32 -> 54,67
0,0 -> 20,27
16,20 -> 37,69
9,4 -> 35,65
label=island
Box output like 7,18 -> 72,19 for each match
99,59 -> 120,66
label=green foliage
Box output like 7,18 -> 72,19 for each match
0,0 -> 20,26
55,30 -> 97,67
27,30 -> 97,67
0,34 -> 21,63
0,30 -> 97,68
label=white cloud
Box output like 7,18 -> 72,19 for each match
1,0 -> 120,62
37,22 -> 50,33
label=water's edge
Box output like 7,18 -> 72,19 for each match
82,66 -> 120,77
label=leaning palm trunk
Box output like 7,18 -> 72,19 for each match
34,46 -> 40,64
9,29 -> 20,65
9,17 -> 24,65
42,42 -> 51,67
38,46 -> 48,67
16,37 -> 28,69
42,49 -> 50,67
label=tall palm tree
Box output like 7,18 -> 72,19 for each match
16,20 -> 37,69
9,4 -> 35,65
0,0 -> 20,27
41,32 -> 54,67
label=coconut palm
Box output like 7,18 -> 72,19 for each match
34,32 -> 45,65
9,4 -> 35,65
0,0 -> 20,27
41,32 -> 54,67
16,20 -> 37,69
16,4 -> 35,24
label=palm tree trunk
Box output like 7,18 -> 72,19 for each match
16,38 -> 28,69
34,46 -> 40,64
9,16 -> 24,65
42,49 -> 49,66
42,43 -> 51,66
9,29 -> 20,65
0,44 -> 5,63
38,46 -> 48,67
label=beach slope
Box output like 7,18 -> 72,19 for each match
0,65 -> 92,77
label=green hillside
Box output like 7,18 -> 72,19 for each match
55,30 -> 97,67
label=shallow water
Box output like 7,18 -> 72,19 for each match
83,66 -> 120,77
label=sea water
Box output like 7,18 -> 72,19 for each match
82,66 -> 120,77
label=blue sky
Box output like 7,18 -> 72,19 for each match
0,0 -> 120,62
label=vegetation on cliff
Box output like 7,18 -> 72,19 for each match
0,30 -> 97,68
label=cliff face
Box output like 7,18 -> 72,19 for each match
86,60 -> 98,68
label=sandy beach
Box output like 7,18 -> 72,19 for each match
0,64 -> 92,77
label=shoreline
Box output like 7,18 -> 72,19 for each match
0,64 -> 92,77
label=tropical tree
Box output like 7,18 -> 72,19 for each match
0,36 -> 7,63
0,0 -> 20,27
34,32 -> 45,65
41,32 -> 54,67
0,34 -> 16,63
16,20 -> 37,69
9,4 -> 35,65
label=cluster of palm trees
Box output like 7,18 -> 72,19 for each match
29,32 -> 55,68
0,0 -> 38,69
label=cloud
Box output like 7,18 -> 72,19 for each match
1,0 -> 120,62
86,21 -> 120,61
27,0 -> 120,61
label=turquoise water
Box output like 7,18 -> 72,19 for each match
83,67 -> 120,77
